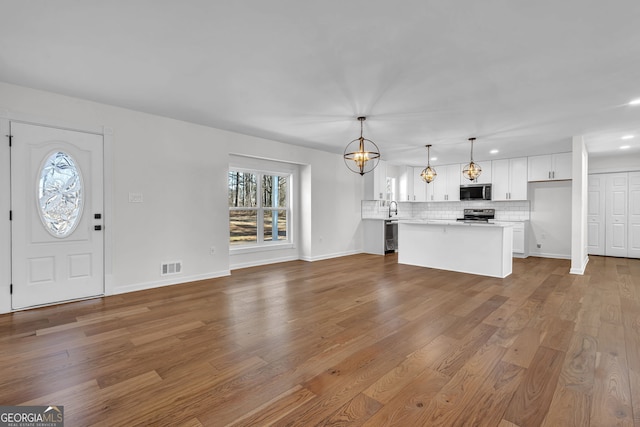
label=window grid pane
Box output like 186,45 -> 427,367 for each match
228,171 -> 258,208
263,209 -> 287,242
229,210 -> 258,245
262,175 -> 288,208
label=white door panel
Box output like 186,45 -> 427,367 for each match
587,174 -> 605,256
630,224 -> 640,258
11,122 -> 104,309
588,191 -> 599,216
629,171 -> 640,258
605,173 -> 627,257
587,222 -> 600,248
612,191 -> 626,216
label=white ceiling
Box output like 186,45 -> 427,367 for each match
1,1 -> 639,166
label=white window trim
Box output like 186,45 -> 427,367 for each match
228,166 -> 293,251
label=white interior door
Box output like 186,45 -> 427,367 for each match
11,122 -> 104,309
587,174 -> 605,255
629,171 -> 640,259
605,173 -> 628,257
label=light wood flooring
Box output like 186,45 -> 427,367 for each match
1,254 -> 639,426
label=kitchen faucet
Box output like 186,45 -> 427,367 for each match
388,200 -> 398,218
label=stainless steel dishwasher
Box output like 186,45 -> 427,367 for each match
384,220 -> 398,254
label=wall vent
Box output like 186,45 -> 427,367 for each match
161,261 -> 182,276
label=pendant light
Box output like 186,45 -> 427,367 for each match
343,116 -> 381,176
420,144 -> 437,183
462,137 -> 482,181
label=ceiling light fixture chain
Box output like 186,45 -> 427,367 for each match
343,116 -> 381,176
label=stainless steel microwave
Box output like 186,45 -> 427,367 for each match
460,184 -> 492,200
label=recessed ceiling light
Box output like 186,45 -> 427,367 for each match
430,157 -> 437,161
620,145 -> 631,149
490,149 -> 499,154
622,135 -> 634,140
630,99 -> 640,105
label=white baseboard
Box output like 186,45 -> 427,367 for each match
300,249 -> 361,262
110,270 -> 230,295
570,255 -> 589,275
528,251 -> 571,260
230,255 -> 299,270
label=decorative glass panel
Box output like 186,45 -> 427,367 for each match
38,151 -> 84,237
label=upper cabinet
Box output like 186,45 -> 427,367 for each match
377,151 -> 571,202
397,165 -> 415,202
528,152 -> 572,182
364,160 -> 388,200
427,164 -> 460,201
459,160 -> 492,185
492,157 -> 528,201
412,167 -> 428,201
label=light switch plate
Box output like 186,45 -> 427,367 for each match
128,192 -> 144,203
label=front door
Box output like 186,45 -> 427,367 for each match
11,122 -> 104,310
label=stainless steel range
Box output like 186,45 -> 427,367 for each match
457,208 -> 495,223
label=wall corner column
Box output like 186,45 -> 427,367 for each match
570,136 -> 589,274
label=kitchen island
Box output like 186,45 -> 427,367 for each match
398,220 -> 513,278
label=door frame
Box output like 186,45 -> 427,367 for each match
0,110 -> 113,313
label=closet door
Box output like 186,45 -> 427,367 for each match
587,174 -> 605,255
605,173 -> 628,257
629,171 -> 640,259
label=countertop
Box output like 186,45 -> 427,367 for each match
363,217 -> 516,226
363,217 -> 528,224
401,219 -> 514,227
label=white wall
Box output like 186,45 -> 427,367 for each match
0,82 -> 364,313
589,152 -> 640,174
528,181 -> 572,258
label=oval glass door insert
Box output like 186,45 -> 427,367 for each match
38,151 -> 84,237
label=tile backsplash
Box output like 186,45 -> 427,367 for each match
361,200 -> 530,221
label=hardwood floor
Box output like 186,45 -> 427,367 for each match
1,254 -> 639,426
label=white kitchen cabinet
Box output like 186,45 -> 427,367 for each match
362,219 -> 385,255
364,160 -> 388,200
427,164 -> 460,201
528,152 -> 572,181
459,160 -> 492,184
513,224 -> 525,254
493,220 -> 528,257
412,167 -> 428,201
397,165 -> 414,202
491,157 -> 528,201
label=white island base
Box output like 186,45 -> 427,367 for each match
398,221 -> 513,278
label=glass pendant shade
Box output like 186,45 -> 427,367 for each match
462,137 -> 482,181
462,161 -> 482,181
344,117 -> 381,176
420,144 -> 437,183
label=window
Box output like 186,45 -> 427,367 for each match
229,169 -> 290,247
